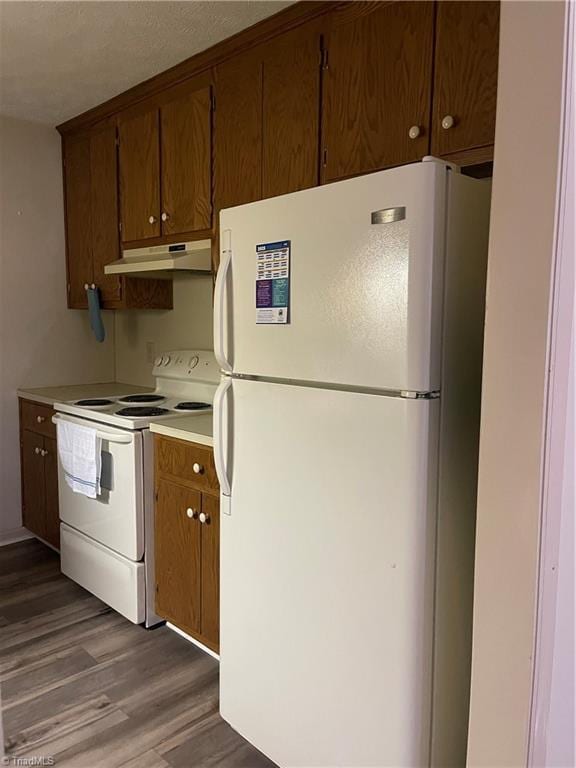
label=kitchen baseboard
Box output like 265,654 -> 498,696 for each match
0,526 -> 34,547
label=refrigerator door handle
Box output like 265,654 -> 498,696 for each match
213,376 -> 232,498
214,229 -> 233,374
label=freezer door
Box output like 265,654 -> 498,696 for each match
220,378 -> 440,767
218,161 -> 446,392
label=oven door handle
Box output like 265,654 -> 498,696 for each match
52,415 -> 134,444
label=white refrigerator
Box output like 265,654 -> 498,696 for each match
213,159 -> 491,767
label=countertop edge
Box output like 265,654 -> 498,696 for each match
149,422 -> 214,447
17,390 -> 59,407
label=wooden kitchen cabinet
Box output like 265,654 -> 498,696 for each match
60,1 -> 500,282
118,110 -> 161,242
64,134 -> 93,309
118,81 -> 212,244
199,493 -> 220,645
321,1 -> 434,183
155,479 -> 202,635
63,121 -> 172,310
213,21 -> 321,269
90,120 -> 123,304
19,401 -> 60,550
154,435 -> 220,652
261,21 -> 322,199
432,1 -> 500,163
214,50 -> 263,214
161,86 -> 212,236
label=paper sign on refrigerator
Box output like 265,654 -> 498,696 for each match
255,241 -> 290,324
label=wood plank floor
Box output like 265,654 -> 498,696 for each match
0,539 -> 277,768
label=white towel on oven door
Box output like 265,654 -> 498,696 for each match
57,420 -> 102,499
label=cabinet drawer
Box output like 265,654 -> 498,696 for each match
20,400 -> 56,439
155,436 -> 218,493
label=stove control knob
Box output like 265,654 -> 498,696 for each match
162,355 -> 171,366
154,356 -> 163,367
188,356 -> 199,369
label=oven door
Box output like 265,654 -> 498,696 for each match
53,413 -> 144,561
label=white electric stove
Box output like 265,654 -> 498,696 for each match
55,350 -> 220,429
52,350 -> 219,627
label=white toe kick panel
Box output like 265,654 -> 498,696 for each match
60,524 -> 145,624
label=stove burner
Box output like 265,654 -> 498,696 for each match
174,401 -> 211,411
75,399 -> 114,407
118,394 -> 165,404
116,407 -> 170,417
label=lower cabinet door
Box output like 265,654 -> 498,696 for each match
200,494 -> 220,651
155,479 -> 202,635
43,437 -> 60,550
21,430 -> 46,540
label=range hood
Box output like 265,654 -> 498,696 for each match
104,240 -> 212,277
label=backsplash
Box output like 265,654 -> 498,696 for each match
114,274 -> 214,387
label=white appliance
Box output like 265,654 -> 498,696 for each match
54,350 -> 219,627
213,159 -> 491,767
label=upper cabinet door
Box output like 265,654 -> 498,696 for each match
64,135 -> 93,309
161,86 -> 212,236
432,1 -> 500,158
214,51 -> 263,213
262,22 -> 321,199
321,1 -> 434,183
90,121 -> 121,304
119,110 -> 160,242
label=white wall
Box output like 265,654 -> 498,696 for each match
0,115 -> 115,538
467,1 -> 568,764
114,274 -> 213,387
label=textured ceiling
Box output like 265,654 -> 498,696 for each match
0,0 -> 294,126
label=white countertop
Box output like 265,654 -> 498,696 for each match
17,382 -> 150,407
149,414 -> 213,447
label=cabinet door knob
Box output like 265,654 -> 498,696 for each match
192,462 -> 203,474
41,449 -> 48,457
441,115 -> 455,130
199,512 -> 209,524
161,212 -> 169,222
91,283 -> 96,290
148,215 -> 157,224
34,446 -> 41,455
84,283 -> 89,290
186,507 -> 197,519
36,415 -> 45,424
408,125 -> 421,139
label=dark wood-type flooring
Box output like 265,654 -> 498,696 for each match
1,539 -> 276,768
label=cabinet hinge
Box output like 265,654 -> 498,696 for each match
211,92 -> 216,112
119,221 -> 122,234
67,283 -> 71,293
155,490 -> 158,502
115,136 -> 119,147
322,147 -> 328,167
321,48 -> 329,70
